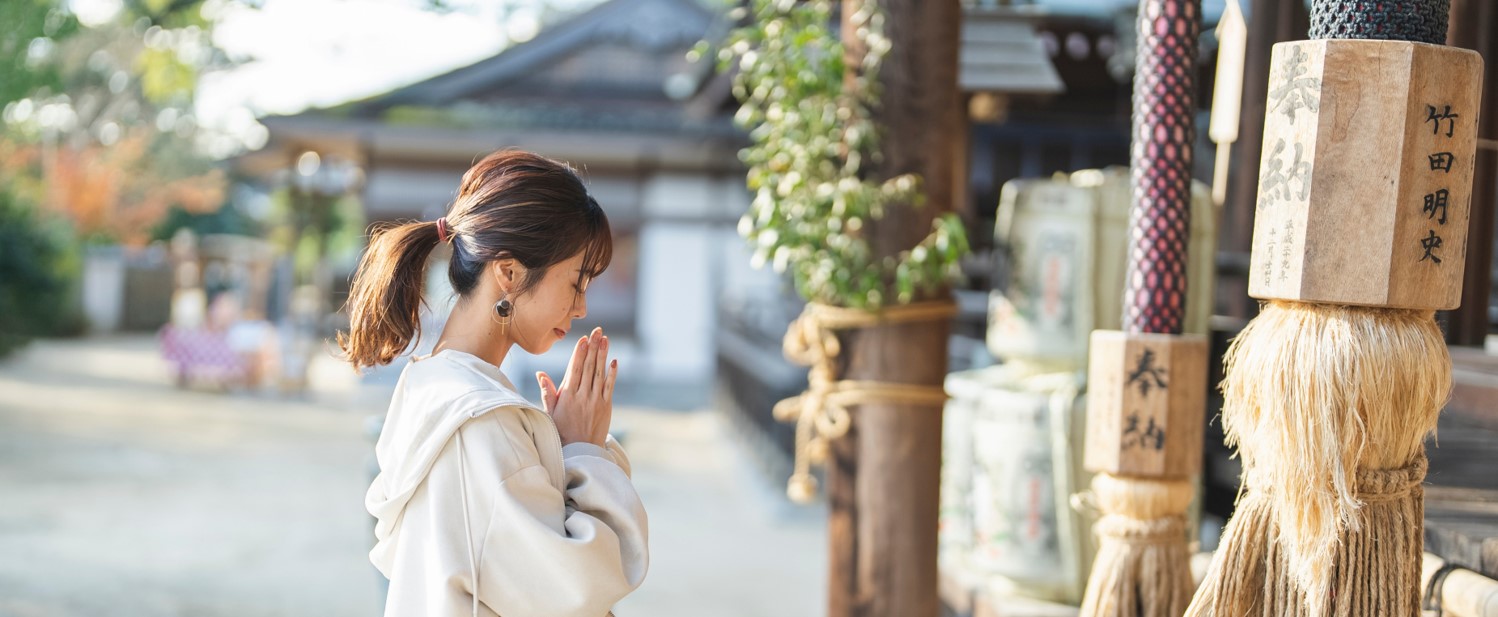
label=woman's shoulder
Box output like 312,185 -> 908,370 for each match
403,349 -> 537,411
407,352 -> 561,476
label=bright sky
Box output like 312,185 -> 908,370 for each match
69,0 -> 600,158
206,0 -> 614,157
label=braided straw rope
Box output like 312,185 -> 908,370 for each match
773,301 -> 957,503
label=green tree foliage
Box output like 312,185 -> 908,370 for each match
0,0 -> 249,356
0,0 -> 81,107
0,190 -> 82,357
1,0 -> 244,245
716,0 -> 968,309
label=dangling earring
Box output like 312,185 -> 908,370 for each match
493,294 -> 513,336
491,265 -> 516,337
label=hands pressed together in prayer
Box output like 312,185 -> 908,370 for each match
536,327 -> 617,447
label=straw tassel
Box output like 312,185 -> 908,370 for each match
1080,474 -> 1196,617
1185,301 -> 1447,617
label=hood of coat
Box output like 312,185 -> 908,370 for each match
365,349 -> 555,543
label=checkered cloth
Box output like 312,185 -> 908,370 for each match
160,325 -> 246,384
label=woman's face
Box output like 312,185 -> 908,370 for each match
502,253 -> 590,355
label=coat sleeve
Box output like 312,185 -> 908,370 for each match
475,443 -> 649,617
603,434 -> 632,478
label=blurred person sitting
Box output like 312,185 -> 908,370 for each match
221,292 -> 278,392
161,288 -> 243,389
161,286 -> 277,392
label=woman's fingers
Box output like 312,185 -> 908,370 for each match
564,336 -> 588,392
580,327 -> 602,392
595,335 -> 609,391
536,371 -> 559,412
604,359 -> 618,403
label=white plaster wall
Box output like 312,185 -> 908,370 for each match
640,171 -> 751,221
637,222 -> 715,383
635,173 -> 769,385
641,172 -> 717,220
82,246 -> 126,334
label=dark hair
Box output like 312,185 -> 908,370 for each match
339,150 -> 612,369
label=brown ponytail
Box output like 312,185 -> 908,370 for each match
339,149 -> 612,370
339,219 -> 443,369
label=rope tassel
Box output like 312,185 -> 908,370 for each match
1080,475 -> 1196,617
1190,459 -> 1428,616
1185,302 -> 1448,617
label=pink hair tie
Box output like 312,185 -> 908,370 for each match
436,217 -> 451,244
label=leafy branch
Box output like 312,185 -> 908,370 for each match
711,0 -> 968,310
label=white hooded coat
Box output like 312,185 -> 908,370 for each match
366,349 -> 648,617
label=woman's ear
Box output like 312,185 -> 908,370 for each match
490,258 -> 525,294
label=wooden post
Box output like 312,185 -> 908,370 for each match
1446,0 -> 1498,346
830,1 -> 961,616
